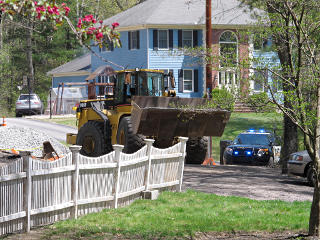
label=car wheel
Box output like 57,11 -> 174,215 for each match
15,112 -> 22,118
225,157 -> 233,165
307,166 -> 316,187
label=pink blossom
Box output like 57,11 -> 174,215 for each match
47,6 -> 54,14
92,19 -> 97,23
0,1 -> 3,4
34,1 -> 37,5
77,18 -> 82,28
53,6 -> 59,15
95,32 -> 103,40
88,27 -> 96,31
36,6 -> 45,13
64,6 -> 70,16
83,14 -> 93,22
99,20 -> 103,24
112,22 -> 119,29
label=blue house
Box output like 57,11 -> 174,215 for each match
50,0 -> 281,99
47,53 -> 91,88
91,0 -> 262,98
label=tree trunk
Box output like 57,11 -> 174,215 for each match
0,12 -> 3,50
26,22 -> 34,91
309,85 -> 320,236
280,113 -> 298,173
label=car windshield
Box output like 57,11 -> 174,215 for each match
235,134 -> 271,145
19,95 -> 37,100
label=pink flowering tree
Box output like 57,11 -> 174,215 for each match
0,0 -> 121,58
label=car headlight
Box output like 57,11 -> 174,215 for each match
257,148 -> 269,157
225,147 -> 233,154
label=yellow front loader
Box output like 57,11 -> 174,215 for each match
67,69 -> 230,164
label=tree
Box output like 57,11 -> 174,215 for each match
0,0 -> 121,109
241,0 -> 320,236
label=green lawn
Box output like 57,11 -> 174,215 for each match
41,118 -> 77,128
212,112 -> 283,161
43,190 -> 310,240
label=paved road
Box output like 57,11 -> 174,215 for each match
6,118 -> 77,142
183,164 -> 313,202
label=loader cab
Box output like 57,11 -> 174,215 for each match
114,69 -> 165,104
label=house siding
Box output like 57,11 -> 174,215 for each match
148,28 -> 204,98
91,29 -> 148,71
52,75 -> 89,88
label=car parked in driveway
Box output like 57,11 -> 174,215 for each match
222,129 -> 281,166
288,150 -> 315,186
15,94 -> 43,117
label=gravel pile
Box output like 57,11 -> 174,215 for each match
0,126 -> 69,158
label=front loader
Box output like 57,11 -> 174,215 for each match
67,69 -> 230,164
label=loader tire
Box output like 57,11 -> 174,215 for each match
76,121 -> 112,157
117,116 -> 145,153
185,137 -> 208,164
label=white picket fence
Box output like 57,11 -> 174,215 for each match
0,137 -> 188,236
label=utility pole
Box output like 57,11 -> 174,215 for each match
206,0 -> 213,92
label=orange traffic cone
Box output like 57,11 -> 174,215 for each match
202,158 -> 216,166
2,116 -> 6,126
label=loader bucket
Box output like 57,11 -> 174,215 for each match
131,96 -> 231,139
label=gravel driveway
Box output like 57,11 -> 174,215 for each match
183,164 -> 313,202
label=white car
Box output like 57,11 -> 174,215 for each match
287,150 -> 314,186
15,94 -> 43,117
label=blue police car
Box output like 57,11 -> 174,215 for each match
222,129 -> 279,166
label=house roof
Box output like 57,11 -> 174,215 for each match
47,53 -> 91,76
101,0 -> 258,29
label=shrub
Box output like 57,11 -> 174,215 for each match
210,88 -> 235,111
246,92 -> 276,113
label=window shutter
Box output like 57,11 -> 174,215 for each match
169,69 -> 174,90
178,30 -> 182,48
128,31 -> 131,50
178,69 -> 183,93
193,30 -> 198,47
194,69 -> 199,92
169,30 -> 173,50
137,31 -> 140,49
153,30 -> 158,50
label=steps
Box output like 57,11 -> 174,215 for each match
234,101 -> 254,113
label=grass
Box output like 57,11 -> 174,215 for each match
212,112 -> 284,161
41,118 -> 77,128
43,190 -> 310,240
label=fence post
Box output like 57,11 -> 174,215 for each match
21,151 -> 32,233
113,144 -> 124,209
144,139 -> 155,191
70,145 -> 81,219
176,137 -> 188,192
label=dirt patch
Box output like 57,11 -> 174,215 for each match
183,164 -> 313,202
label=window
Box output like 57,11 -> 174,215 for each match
158,30 -> 169,49
182,30 -> 193,48
219,31 -> 238,67
129,31 -> 140,50
253,70 -> 267,91
183,69 -> 193,92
